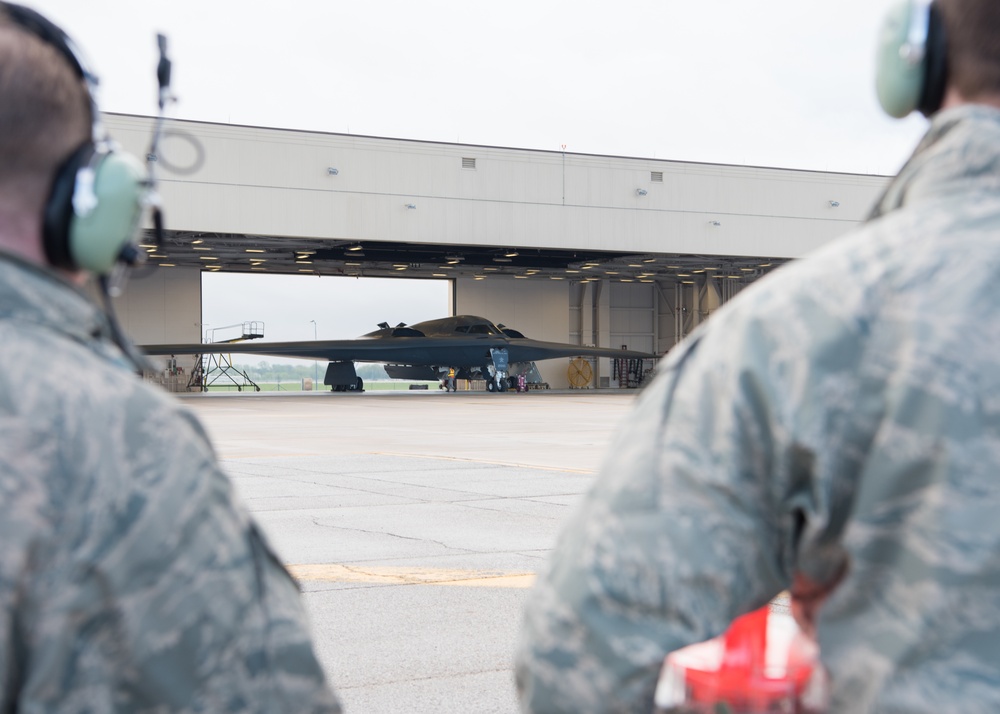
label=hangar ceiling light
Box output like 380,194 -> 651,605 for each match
142,229 -> 788,283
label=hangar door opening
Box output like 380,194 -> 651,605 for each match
200,272 -> 451,367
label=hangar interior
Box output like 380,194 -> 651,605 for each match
106,114 -> 890,389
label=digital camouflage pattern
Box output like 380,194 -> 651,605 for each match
516,105 -> 1000,713
0,254 -> 340,712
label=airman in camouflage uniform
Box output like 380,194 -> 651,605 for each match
0,6 -> 340,712
0,254 -> 342,713
516,3 -> 1000,711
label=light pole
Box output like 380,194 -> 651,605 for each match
309,320 -> 318,390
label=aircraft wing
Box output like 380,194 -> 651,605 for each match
505,339 -> 652,363
141,336 -> 655,366
142,336 -> 504,366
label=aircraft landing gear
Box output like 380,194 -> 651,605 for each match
330,376 -> 364,392
483,347 -> 510,394
325,361 -> 363,392
483,366 -> 508,393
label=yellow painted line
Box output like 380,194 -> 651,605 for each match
287,564 -> 536,589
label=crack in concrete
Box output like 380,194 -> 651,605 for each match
309,517 -> 478,554
335,665 -> 516,691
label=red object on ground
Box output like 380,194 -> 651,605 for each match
654,603 -> 827,713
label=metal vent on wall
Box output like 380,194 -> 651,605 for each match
651,171 -> 663,182
462,157 -> 477,169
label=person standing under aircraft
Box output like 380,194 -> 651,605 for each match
0,5 -> 340,711
516,0 -> 1000,712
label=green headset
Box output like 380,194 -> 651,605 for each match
3,2 -> 147,274
875,0 -> 949,118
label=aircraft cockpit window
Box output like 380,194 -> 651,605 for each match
455,326 -> 470,333
468,324 -> 495,335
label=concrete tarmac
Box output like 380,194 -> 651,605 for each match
179,389 -> 642,714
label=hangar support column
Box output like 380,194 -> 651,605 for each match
593,279 -> 611,388
579,282 -> 594,351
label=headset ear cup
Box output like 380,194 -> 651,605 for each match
875,0 -> 928,118
43,142 -> 93,269
67,150 -> 147,274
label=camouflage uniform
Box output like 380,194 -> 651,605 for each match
516,104 -> 1000,713
0,253 -> 341,713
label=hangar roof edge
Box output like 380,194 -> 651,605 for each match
104,112 -> 893,181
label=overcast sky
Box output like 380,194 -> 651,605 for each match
26,1 -> 933,351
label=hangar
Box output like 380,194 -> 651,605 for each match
106,113 -> 890,388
